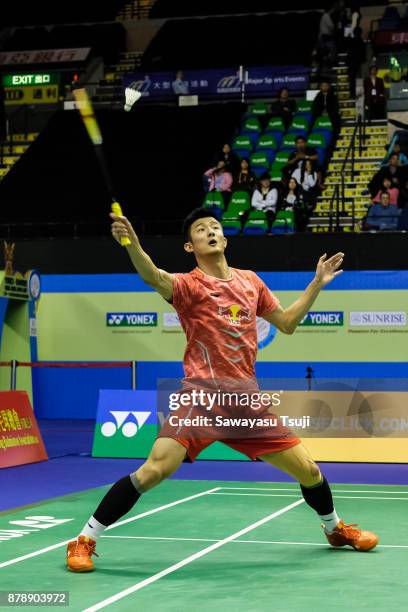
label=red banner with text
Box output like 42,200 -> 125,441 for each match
0,391 -> 48,468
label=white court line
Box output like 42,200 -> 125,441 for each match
0,487 -> 220,569
211,493 -> 408,501
82,498 -> 305,612
221,487 -> 408,495
101,535 -> 408,549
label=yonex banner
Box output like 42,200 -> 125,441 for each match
92,390 -> 158,458
0,391 -> 48,468
123,65 -> 309,101
92,390 -> 249,460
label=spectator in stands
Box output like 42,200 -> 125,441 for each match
384,141 -> 408,166
312,80 -> 340,136
280,177 -> 304,211
271,88 -> 296,129
372,177 -> 399,206
251,173 -> 278,226
291,159 -> 318,193
214,143 -> 240,174
345,26 -> 365,98
280,177 -> 311,231
350,2 -> 361,36
286,136 -> 318,172
369,153 -> 407,196
318,7 -> 336,63
204,160 -> 233,193
172,70 -> 189,95
232,158 -> 256,192
366,192 -> 401,231
364,67 -> 386,121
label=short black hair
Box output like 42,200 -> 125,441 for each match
296,135 -> 306,142
182,207 -> 221,242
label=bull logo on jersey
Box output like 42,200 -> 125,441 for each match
218,304 -> 251,326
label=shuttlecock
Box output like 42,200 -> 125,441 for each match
124,87 -> 142,112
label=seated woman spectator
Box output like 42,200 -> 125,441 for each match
251,173 -> 278,226
384,141 -> 408,166
213,143 -> 240,174
271,87 -> 296,129
372,177 -> 399,206
364,66 -> 386,121
203,160 -> 233,193
280,177 -> 311,231
232,158 -> 256,192
291,159 -> 318,195
366,192 -> 401,231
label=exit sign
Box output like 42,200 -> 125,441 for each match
2,73 -> 60,87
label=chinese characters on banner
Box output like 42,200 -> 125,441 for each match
4,85 -> 59,106
123,66 -> 310,101
0,392 -> 48,468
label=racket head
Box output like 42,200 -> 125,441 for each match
73,88 -> 103,146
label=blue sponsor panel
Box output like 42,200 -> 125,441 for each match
123,65 -> 310,101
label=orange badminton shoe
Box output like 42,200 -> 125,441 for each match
323,520 -> 379,551
66,535 -> 98,572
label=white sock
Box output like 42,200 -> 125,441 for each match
79,516 -> 107,540
320,510 -> 340,533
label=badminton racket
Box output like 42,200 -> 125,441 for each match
72,87 -> 131,246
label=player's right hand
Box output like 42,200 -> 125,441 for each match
109,213 -> 138,246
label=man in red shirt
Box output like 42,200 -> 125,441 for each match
67,208 -> 378,572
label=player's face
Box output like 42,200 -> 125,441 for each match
185,217 -> 227,256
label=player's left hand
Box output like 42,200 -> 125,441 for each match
314,252 -> 344,287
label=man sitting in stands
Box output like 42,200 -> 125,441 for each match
286,136 -> 318,173
366,192 -> 401,231
271,87 -> 296,129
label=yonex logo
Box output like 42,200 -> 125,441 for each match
106,312 -> 157,327
300,311 -> 343,326
101,411 -> 151,438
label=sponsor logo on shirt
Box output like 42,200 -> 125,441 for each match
106,312 -> 157,327
218,304 -> 251,326
349,311 -> 406,327
299,311 -> 344,326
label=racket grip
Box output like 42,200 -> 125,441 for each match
111,201 -> 131,247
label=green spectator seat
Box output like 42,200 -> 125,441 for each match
307,132 -> 327,149
255,134 -> 278,163
222,219 -> 242,235
282,133 -> 297,149
273,150 -> 291,167
243,210 -> 268,235
265,116 -> 285,135
242,117 -> 262,134
247,102 -> 269,116
203,192 -> 224,218
271,210 -> 295,234
288,116 -> 309,136
296,100 -> 313,113
313,116 -> 333,131
228,191 -> 251,213
250,151 -> 269,176
231,135 -> 253,158
269,167 -> 283,182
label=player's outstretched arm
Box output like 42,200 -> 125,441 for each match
110,213 -> 173,300
263,253 -> 344,334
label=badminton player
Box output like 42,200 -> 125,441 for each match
67,208 -> 378,571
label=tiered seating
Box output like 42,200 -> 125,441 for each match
0,133 -> 38,184
203,100 -> 334,235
